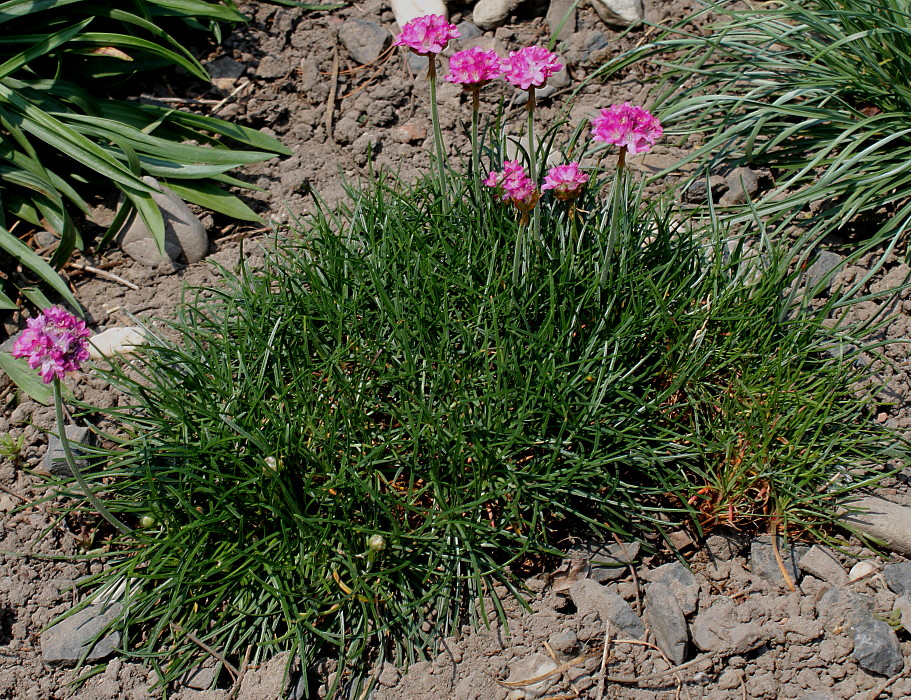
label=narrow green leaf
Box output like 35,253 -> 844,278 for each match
0,18 -> 92,80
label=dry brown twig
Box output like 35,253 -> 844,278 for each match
325,44 -> 340,142
862,660 -> 909,700
595,618 -> 612,700
169,622 -> 239,678
225,644 -> 253,700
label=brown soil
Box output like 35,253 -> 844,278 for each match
1,0 -> 911,698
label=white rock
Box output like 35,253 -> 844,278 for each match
472,0 -> 522,30
391,0 -> 447,28
589,0 -> 644,26
848,560 -> 879,583
89,327 -> 149,359
841,495 -> 911,557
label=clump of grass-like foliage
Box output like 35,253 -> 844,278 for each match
67,160 -> 904,692
597,0 -> 911,248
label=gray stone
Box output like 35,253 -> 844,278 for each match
43,424 -> 94,478
568,579 -> 645,638
117,176 -> 208,271
850,617 -> 903,676
841,495 -> 911,556
703,529 -> 749,561
750,538 -> 800,588
645,561 -> 698,615
255,55 -> 290,79
895,596 -> 911,635
546,0 -> 576,42
817,587 -> 873,627
181,664 -> 217,690
390,0 -> 446,28
804,251 -> 844,296
643,582 -> 688,664
338,19 -> 391,66
590,0 -> 644,26
547,629 -> 579,657
505,653 -> 558,700
883,562 -> 911,597
455,21 -> 483,42
683,175 -> 728,204
691,602 -> 765,654
569,541 -> 639,582
41,600 -> 122,666
472,0 -> 522,30
797,545 -> 848,587
407,52 -> 430,74
206,56 -> 245,91
720,166 -> 760,206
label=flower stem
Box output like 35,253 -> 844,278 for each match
471,88 -> 481,201
427,59 -> 447,198
53,378 -> 131,536
526,87 -> 540,240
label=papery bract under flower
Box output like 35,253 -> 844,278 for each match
590,102 -> 663,155
11,306 -> 90,383
484,160 -> 538,205
445,47 -> 503,89
501,46 -> 562,90
393,14 -> 460,55
542,162 -> 589,200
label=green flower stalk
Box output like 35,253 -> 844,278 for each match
394,14 -> 461,196
501,46 -> 563,237
444,46 -> 504,203
11,307 -> 130,535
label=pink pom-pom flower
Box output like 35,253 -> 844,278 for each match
590,102 -> 663,155
445,47 -> 503,89
393,14 -> 460,55
11,307 -> 90,384
542,162 -> 589,201
501,46 -> 562,90
484,160 -> 538,205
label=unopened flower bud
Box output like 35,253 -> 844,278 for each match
140,515 -> 156,528
368,534 -> 386,552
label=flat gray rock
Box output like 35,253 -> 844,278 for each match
41,600 -> 122,666
750,538 -> 800,588
883,562 -> 911,597
568,579 -> 645,639
643,582 -> 688,664
720,166 -> 760,206
338,19 -> 390,66
841,496 -> 911,556
804,251 -> 844,296
645,561 -> 698,615
43,424 -> 94,477
798,545 -> 848,587
850,616 -> 903,676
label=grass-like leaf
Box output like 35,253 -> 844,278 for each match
69,168 -> 905,693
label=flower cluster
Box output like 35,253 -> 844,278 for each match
485,161 -> 590,211
500,46 -> 563,90
591,102 -> 664,155
542,162 -> 589,200
393,15 -> 460,55
484,160 -> 538,205
12,307 -> 90,383
445,47 -> 503,89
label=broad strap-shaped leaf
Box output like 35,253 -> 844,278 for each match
165,179 -> 263,222
59,113 -> 278,165
0,18 -> 92,79
74,32 -> 209,81
146,0 -> 248,23
0,351 -> 54,405
0,222 -> 79,308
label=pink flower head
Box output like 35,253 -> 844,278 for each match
11,307 -> 90,384
501,46 -> 562,90
483,160 -> 537,205
542,162 -> 589,200
445,47 -> 503,89
590,103 -> 663,155
393,15 -> 460,55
